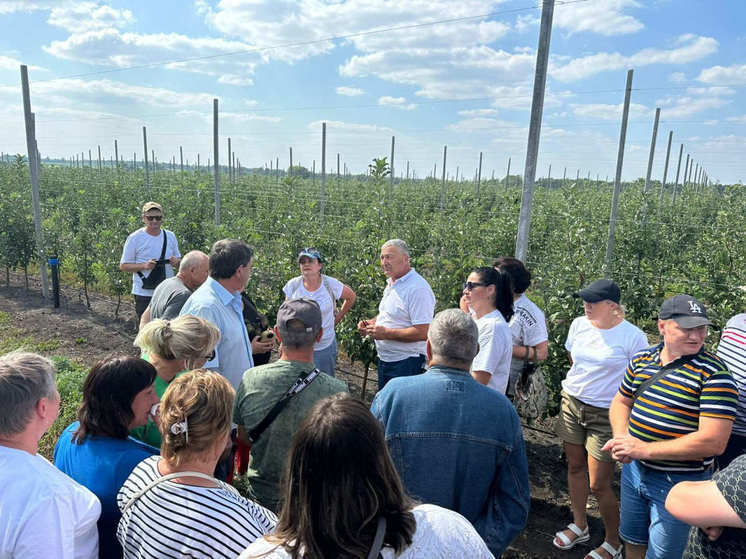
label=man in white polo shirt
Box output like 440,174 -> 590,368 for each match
358,239 -> 435,389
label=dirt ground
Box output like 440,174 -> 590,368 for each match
0,277 -> 613,558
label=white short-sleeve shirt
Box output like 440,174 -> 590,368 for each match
562,316 -> 649,408
120,228 -> 180,296
239,503 -> 494,559
0,446 -> 101,559
283,275 -> 344,351
471,309 -> 513,394
508,294 -> 549,382
375,268 -> 435,362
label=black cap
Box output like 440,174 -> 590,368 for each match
573,279 -> 621,304
659,294 -> 711,328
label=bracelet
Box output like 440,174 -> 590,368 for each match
531,346 -> 537,362
524,345 -> 530,360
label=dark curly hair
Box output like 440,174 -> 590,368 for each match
493,256 -> 532,295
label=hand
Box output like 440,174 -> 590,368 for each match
251,337 -> 274,354
142,259 -> 157,271
168,255 -> 180,267
357,319 -> 369,336
602,435 -> 646,462
369,324 -> 389,340
702,526 -> 723,541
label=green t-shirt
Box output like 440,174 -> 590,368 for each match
233,360 -> 348,512
129,353 -> 185,449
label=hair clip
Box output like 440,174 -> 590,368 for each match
170,418 -> 189,443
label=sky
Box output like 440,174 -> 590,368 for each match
0,0 -> 744,184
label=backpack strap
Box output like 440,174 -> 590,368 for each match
321,275 -> 339,316
122,469 -> 226,513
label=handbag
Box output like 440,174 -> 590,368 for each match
138,232 -> 168,290
514,362 -> 548,421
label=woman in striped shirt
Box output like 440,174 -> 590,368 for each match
117,370 -> 276,558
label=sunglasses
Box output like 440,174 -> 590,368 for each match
462,281 -> 487,291
203,349 -> 216,361
145,215 -> 163,221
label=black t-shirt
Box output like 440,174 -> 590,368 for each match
684,454 -> 746,559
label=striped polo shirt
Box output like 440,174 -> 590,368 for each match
716,313 -> 746,436
619,343 -> 737,472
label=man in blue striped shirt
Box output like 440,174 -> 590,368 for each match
604,295 -> 737,559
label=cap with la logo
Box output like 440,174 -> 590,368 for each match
659,294 -> 712,328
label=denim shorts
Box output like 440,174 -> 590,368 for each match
377,354 -> 426,389
620,460 -> 711,559
313,338 -> 338,377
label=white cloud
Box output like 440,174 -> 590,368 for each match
659,96 -> 730,119
551,35 -> 718,82
726,115 -> 746,124
458,109 -> 498,117
0,77 -> 218,109
697,63 -> 746,85
570,102 -> 652,120
0,1 -> 56,15
669,72 -> 686,83
48,2 -> 135,32
554,0 -> 644,36
0,54 -> 45,71
514,13 -> 538,33
378,96 -> 416,110
43,28 -> 258,84
336,86 -> 364,96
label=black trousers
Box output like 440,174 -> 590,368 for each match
134,295 -> 151,323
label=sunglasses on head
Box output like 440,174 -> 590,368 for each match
145,215 -> 163,221
203,349 -> 216,361
462,281 -> 486,291
299,248 -> 321,260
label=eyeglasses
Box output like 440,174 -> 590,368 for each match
203,349 -> 215,361
145,215 -> 163,221
462,281 -> 487,291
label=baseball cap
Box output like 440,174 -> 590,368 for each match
659,294 -> 711,328
297,248 -> 322,262
573,279 -> 621,304
277,298 -> 322,333
142,201 -> 163,214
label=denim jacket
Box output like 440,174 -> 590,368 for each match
371,365 -> 530,557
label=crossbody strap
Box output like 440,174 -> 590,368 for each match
137,231 -> 168,280
122,470 -> 225,513
248,368 -> 320,444
633,364 -> 676,402
367,517 -> 387,559
321,275 -> 338,315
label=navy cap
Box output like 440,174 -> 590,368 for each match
659,294 -> 711,328
573,279 -> 621,304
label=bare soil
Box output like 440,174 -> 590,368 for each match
0,276 -> 613,558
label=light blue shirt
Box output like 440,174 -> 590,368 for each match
180,277 -> 253,389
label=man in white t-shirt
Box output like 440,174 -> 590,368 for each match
0,351 -> 101,559
357,239 -> 435,389
119,202 -> 181,325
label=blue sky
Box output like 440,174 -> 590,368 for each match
0,0 -> 744,184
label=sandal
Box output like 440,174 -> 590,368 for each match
552,523 -> 590,550
585,541 -> 623,559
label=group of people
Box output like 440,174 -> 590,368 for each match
1,200 -> 746,558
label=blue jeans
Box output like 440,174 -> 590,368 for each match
377,355 -> 425,389
314,338 -> 338,377
620,460 -> 711,559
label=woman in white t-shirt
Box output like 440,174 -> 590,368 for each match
282,248 -> 356,377
239,394 -> 493,559
553,279 -> 648,559
460,266 -> 514,394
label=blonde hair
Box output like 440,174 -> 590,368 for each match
134,315 -> 220,369
159,369 -> 234,466
610,302 -> 627,319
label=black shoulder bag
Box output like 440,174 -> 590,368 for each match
633,360 -> 682,401
247,368 -> 320,444
138,232 -> 168,290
